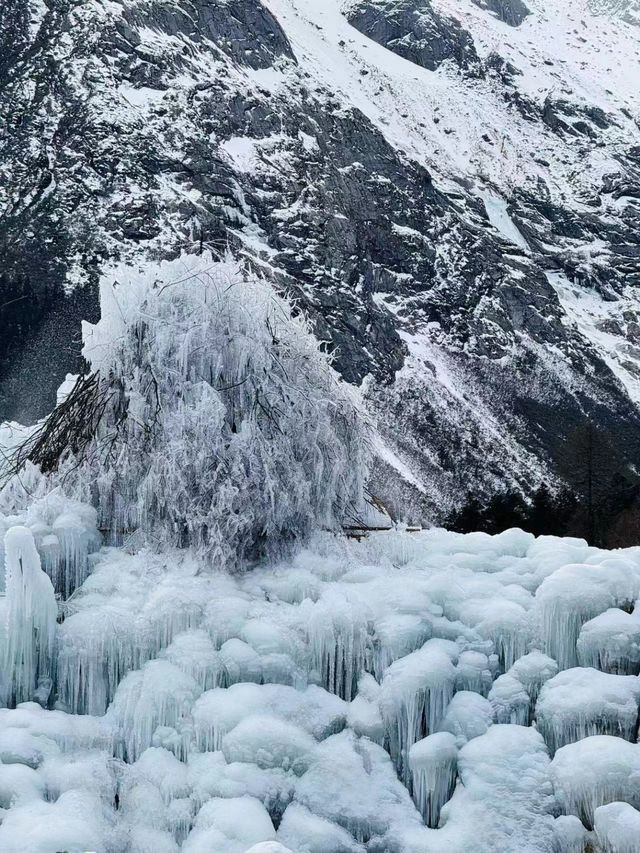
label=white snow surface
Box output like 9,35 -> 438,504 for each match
1,515 -> 640,850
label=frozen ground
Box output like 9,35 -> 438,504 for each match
2,504 -> 640,851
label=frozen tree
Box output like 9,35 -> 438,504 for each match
3,526 -> 58,705
29,255 -> 369,569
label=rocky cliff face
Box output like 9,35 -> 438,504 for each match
1,0 -> 639,522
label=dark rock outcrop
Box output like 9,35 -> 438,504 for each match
346,0 -> 482,73
472,0 -> 530,26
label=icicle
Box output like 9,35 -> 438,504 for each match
488,674 -> 531,726
379,639 -> 456,785
409,732 -> 458,827
577,607 -> 640,675
52,512 -> 92,598
3,527 -> 58,706
106,660 -> 201,762
306,592 -> 370,701
536,668 -> 640,754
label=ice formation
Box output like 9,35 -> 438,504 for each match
577,607 -> 640,674
438,690 -> 493,744
0,486 -> 101,600
594,802 -> 640,853
2,527 -> 58,706
535,557 -> 639,669
409,731 -> 458,827
62,255 -> 368,567
0,514 -> 639,849
3,259 -> 640,850
536,667 -> 640,753
551,736 -> 640,827
552,815 -> 587,853
488,673 -> 531,725
3,447 -> 640,851
379,639 -> 457,784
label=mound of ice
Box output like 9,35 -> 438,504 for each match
488,674 -> 531,725
594,802 -> 640,853
182,796 -> 276,853
551,736 -> 640,827
292,729 -> 424,845
438,690 -> 493,744
2,526 -> 58,706
552,815 -> 587,853
535,559 -> 639,669
536,668 -> 640,753
0,789 -> 113,853
577,607 -> 640,674
107,660 -> 201,761
379,639 -> 457,784
221,715 -> 316,775
409,731 -> 458,827
455,650 -> 492,695
508,650 -> 558,702
346,674 -> 385,745
431,724 -> 555,853
277,803 -> 364,853
192,683 -> 346,753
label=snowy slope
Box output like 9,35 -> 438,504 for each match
1,0 -> 640,520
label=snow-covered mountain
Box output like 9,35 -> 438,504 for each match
1,0 -> 640,521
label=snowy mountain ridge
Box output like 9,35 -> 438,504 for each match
1,0 -> 640,522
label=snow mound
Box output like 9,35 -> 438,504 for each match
594,802 -> 640,853
536,667 -> 640,753
577,607 -> 640,674
551,736 -> 640,827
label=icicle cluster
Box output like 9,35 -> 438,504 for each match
2,527 -> 58,706
0,488 -> 100,598
379,639 -> 457,784
409,731 -> 458,827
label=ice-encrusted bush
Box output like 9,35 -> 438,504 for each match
46,255 -> 369,569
